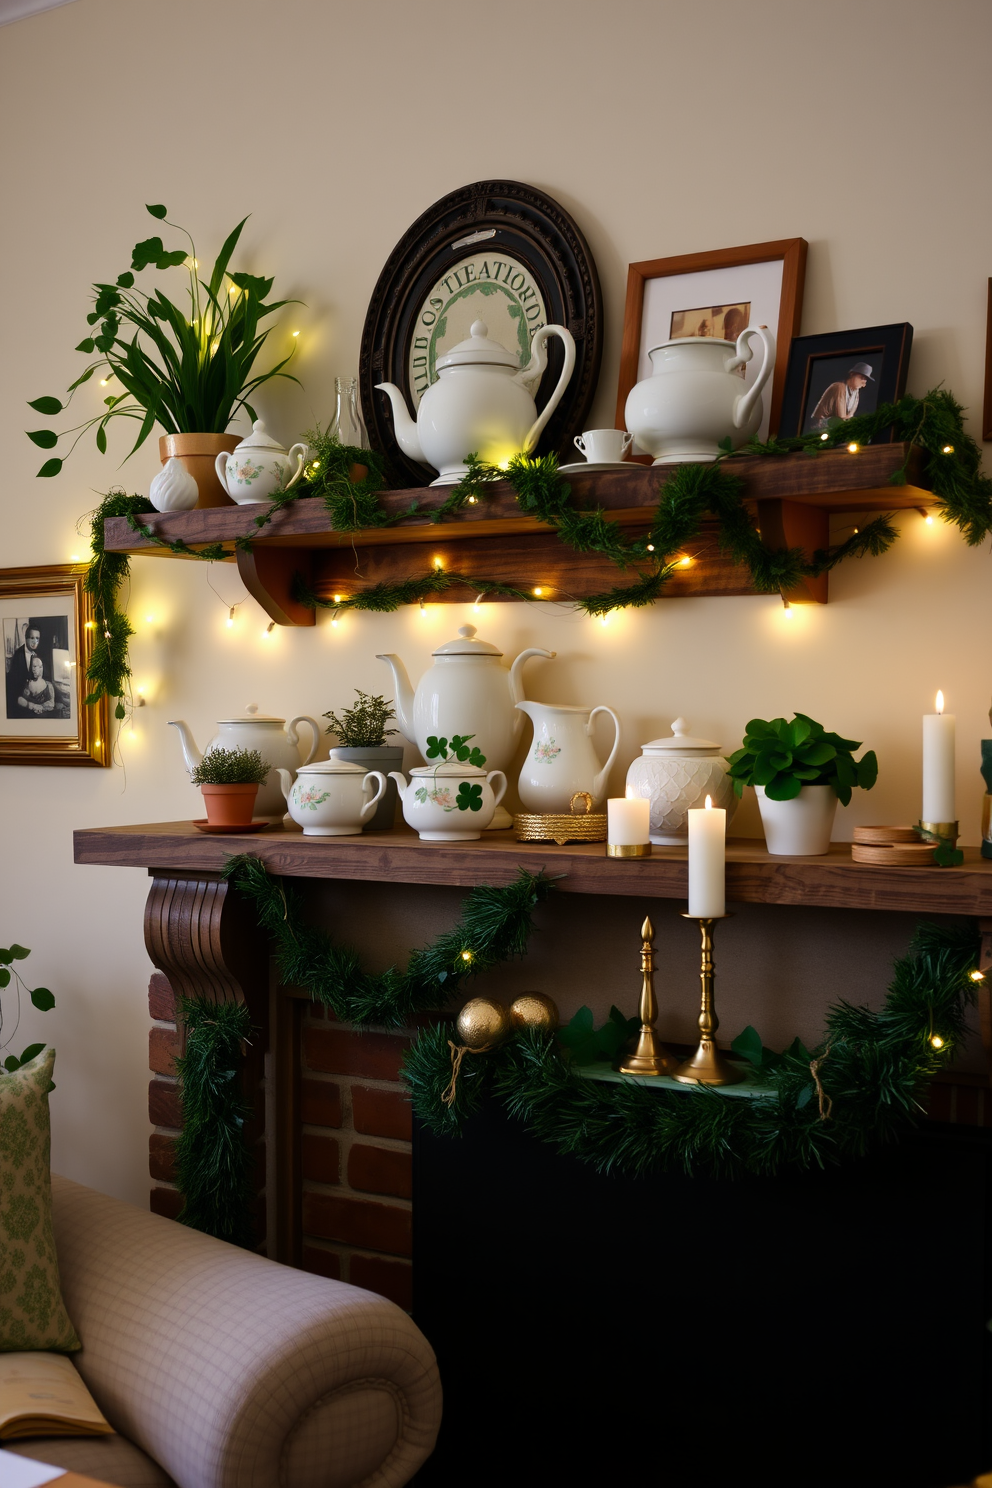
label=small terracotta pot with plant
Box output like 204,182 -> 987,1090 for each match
191,746 -> 271,827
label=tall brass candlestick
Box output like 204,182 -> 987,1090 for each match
618,916 -> 679,1076
672,914 -> 743,1086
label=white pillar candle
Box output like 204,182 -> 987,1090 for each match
922,690 -> 956,824
688,795 -> 726,918
607,796 -> 650,845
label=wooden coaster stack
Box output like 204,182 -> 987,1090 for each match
851,825 -> 935,866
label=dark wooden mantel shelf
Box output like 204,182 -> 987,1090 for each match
101,444 -> 934,623
73,821 -> 992,916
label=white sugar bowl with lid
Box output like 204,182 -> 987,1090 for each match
625,718 -> 738,844
215,419 -> 308,504
275,760 -> 387,837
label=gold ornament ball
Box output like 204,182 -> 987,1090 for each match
456,997 -> 511,1050
509,992 -> 560,1035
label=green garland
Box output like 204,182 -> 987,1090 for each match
222,854 -> 555,1027
404,920 -> 981,1180
174,994 -> 255,1247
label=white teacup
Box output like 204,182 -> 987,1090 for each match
573,428 -> 634,464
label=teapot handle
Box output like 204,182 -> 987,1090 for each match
214,450 -> 232,497
519,325 -> 577,453
486,770 -> 508,809
283,442 -> 308,492
727,325 -> 776,432
587,706 -> 621,804
287,715 -> 321,764
359,771 -> 387,821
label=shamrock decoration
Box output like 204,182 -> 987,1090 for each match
425,733 -> 487,768
456,782 -> 484,812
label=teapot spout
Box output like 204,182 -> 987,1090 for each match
168,719 -> 202,775
376,653 -> 416,742
375,383 -> 425,464
387,770 -> 409,802
274,768 -> 294,802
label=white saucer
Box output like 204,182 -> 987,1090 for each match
557,461 -> 639,474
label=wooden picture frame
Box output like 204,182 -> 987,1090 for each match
360,179 -> 603,487
984,279 -> 992,441
777,322 -> 913,441
615,238 -> 807,448
0,564 -> 110,767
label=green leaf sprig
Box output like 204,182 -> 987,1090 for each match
728,713 -> 878,804
0,942 -> 55,1074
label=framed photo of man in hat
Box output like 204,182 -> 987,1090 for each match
778,323 -> 914,440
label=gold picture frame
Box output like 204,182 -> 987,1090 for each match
0,564 -> 110,767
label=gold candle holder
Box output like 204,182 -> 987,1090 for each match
606,842 -> 651,858
919,819 -> 960,844
618,916 -> 679,1076
672,913 -> 743,1087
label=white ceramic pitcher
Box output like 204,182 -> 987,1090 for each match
516,701 -> 621,812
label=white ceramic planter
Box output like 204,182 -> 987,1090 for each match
755,784 -> 838,856
390,762 -> 507,841
276,760 -> 386,836
625,718 -> 737,844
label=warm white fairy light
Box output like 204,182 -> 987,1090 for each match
781,598 -> 793,619
263,621 -> 275,637
970,970 -> 986,982
227,607 -> 235,628
679,555 -> 692,567
646,543 -> 655,552
847,442 -> 859,454
930,1034 -> 944,1050
820,432 -> 829,441
942,444 -> 954,454
533,586 -> 544,597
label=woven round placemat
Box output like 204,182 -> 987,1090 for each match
514,790 -> 607,845
852,824 -> 921,845
851,841 -> 936,865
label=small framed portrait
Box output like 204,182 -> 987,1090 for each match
984,280 -> 992,441
0,564 -> 109,767
615,238 -> 808,450
778,323 -> 914,440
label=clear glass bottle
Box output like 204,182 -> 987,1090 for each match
329,376 -> 368,449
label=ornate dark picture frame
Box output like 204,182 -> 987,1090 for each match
778,322 -> 913,441
0,564 -> 110,767
360,180 -> 603,488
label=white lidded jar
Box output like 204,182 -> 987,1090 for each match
625,718 -> 738,845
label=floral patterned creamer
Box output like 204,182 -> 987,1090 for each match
390,763 -> 507,841
276,760 -> 386,837
215,419 -> 308,506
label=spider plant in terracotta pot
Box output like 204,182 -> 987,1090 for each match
190,747 -> 271,828
26,204 -> 301,507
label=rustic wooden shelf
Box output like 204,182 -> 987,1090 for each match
101,445 -> 934,624
73,821 -> 992,916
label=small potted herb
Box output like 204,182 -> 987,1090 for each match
323,691 -> 403,831
727,714 -> 878,856
190,747 -> 270,829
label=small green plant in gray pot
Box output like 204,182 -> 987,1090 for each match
727,713 -> 877,856
323,691 -> 403,831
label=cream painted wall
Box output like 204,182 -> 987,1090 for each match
0,0 -> 989,1204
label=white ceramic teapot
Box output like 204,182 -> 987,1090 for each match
624,325 -> 776,464
390,762 -> 508,841
375,319 -> 576,486
275,760 -> 387,837
169,704 -> 321,822
215,420 -> 308,504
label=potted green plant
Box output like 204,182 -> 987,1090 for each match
26,204 -> 300,507
190,747 -> 270,829
324,691 -> 403,831
727,714 -> 878,856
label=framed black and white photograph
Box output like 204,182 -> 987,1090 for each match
778,323 -> 914,440
0,564 -> 109,767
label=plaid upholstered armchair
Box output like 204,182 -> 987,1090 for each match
8,1175 -> 442,1488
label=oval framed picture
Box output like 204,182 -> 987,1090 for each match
360,180 -> 603,488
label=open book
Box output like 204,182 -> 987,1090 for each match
0,1353 -> 112,1440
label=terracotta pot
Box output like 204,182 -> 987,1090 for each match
200,782 -> 259,827
159,433 -> 240,509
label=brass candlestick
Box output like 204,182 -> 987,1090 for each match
618,916 -> 679,1076
672,914 -> 743,1086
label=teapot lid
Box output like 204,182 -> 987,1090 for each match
231,419 -> 288,454
409,762 -> 488,778
435,319 -> 518,371
296,758 -> 368,775
641,718 -> 722,755
216,702 -> 286,726
432,624 -> 503,658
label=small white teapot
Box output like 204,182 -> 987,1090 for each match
276,760 -> 387,837
215,420 -> 308,504
376,319 -> 576,486
169,704 -> 320,822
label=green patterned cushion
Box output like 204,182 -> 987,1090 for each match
0,1048 -> 79,1351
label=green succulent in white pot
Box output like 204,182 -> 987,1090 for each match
727,713 -> 878,857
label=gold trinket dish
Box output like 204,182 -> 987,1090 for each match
514,791 -> 607,845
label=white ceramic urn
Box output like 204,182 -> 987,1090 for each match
215,420 -> 308,504
624,326 -> 776,464
169,704 -> 321,823
375,319 -> 576,486
625,718 -> 737,845
390,762 -> 507,841
276,759 -> 386,837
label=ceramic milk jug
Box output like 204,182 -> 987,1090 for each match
375,319 -> 576,485
215,420 -> 308,504
515,701 -> 621,812
624,325 -> 776,463
169,704 -> 321,822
